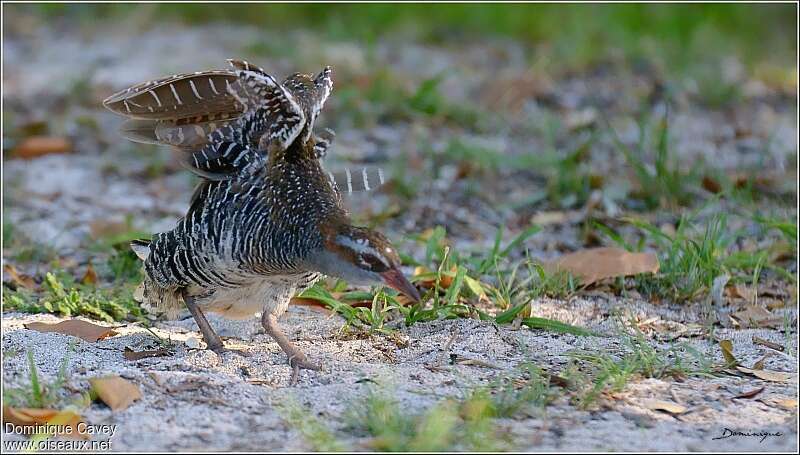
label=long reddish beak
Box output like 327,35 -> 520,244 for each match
380,268 -> 421,302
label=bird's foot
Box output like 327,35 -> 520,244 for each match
288,352 -> 322,386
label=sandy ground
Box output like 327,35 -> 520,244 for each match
2,297 -> 797,451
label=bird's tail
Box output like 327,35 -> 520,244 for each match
130,239 -> 184,320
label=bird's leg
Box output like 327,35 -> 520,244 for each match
184,294 -> 250,358
261,312 -> 321,385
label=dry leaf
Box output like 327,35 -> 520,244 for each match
12,136 -> 72,159
89,220 -> 132,239
766,300 -> 786,310
736,367 -> 797,383
165,377 -> 207,393
3,264 -> 36,289
123,347 -> 172,361
733,387 -> 764,399
548,375 -> 570,388
2,406 -> 88,440
752,353 -> 773,370
726,284 -> 756,303
731,305 -> 783,329
454,357 -> 501,369
701,175 -> 723,194
548,247 -> 659,286
90,376 -> 141,411
752,336 -> 784,352
773,398 -> 798,410
719,339 -> 738,366
25,320 -> 117,342
642,399 -> 687,415
414,265 -> 456,289
531,211 -> 568,226
81,263 -> 98,286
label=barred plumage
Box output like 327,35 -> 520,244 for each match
138,139 -> 340,317
112,60 -> 419,380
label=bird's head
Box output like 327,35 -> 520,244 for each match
305,222 -> 420,302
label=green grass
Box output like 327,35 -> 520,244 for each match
2,215 -> 150,322
276,399 -> 346,452
343,389 -> 506,451
569,329 -> 715,409
299,224 -> 596,338
21,4 -> 793,72
609,108 -> 695,210
281,364 -> 561,451
3,270 -> 144,323
596,211 -> 795,303
470,363 -> 556,418
3,346 -> 87,410
756,214 -> 798,250
2,222 -> 59,264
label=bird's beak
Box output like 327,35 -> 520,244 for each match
380,268 -> 421,302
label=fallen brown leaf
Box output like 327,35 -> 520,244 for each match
736,367 -> 797,383
81,263 -> 98,286
701,175 -> 723,194
733,387 -> 764,399
773,398 -> 798,410
548,375 -> 570,388
123,347 -> 172,361
90,376 -> 141,411
88,219 -> 132,240
752,336 -> 784,352
165,377 -> 207,393
719,339 -> 738,366
731,305 -> 783,329
642,399 -> 687,415
531,211 -> 568,226
726,284 -> 756,303
547,247 -> 659,286
12,136 -> 72,159
25,320 -> 118,342
2,406 -> 88,440
766,300 -> 786,310
414,265 -> 456,289
3,264 -> 36,289
752,353 -> 773,370
454,357 -> 501,369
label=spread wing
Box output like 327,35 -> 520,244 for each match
225,59 -> 306,153
103,70 -> 244,121
106,60 -> 384,196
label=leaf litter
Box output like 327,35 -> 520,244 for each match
89,376 -> 142,411
547,247 -> 659,286
24,319 -> 118,342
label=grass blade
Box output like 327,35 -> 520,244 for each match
521,317 -> 597,337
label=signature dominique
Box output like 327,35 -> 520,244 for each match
712,428 -> 784,443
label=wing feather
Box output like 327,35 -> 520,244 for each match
103,71 -> 243,121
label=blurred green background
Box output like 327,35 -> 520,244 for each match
21,3 -> 797,75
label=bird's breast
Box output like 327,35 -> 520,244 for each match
191,272 -> 320,319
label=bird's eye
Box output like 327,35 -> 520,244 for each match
359,253 -> 389,272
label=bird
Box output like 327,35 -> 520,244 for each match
107,60 -> 421,383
